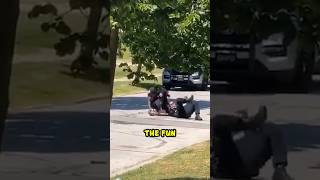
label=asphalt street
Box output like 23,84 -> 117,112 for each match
2,80 -> 319,180
0,89 -> 210,179
213,79 -> 320,180
0,100 -> 109,180
110,90 -> 210,177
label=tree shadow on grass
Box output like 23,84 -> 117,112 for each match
4,111 -> 109,153
134,82 -> 161,90
60,66 -> 109,84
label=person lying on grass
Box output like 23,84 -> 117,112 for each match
147,87 -> 203,120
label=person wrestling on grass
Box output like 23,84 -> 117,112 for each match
147,86 -> 203,120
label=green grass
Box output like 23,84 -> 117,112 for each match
112,141 -> 210,180
10,62 -> 107,109
9,62 -> 162,109
121,48 -> 132,60
113,77 -> 161,96
10,0 -> 163,108
115,66 -> 163,80
16,10 -> 86,55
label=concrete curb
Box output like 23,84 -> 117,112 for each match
8,94 -> 108,113
8,90 -> 150,113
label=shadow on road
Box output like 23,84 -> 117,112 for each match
4,111 -> 109,153
60,65 -> 108,84
278,123 -> 320,152
310,163 -> 320,169
112,96 -> 210,110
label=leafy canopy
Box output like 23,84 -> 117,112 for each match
112,0 -> 210,79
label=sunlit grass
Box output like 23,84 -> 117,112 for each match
112,141 -> 210,180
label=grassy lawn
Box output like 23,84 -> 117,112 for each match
10,62 -> 107,109
10,0 -> 162,109
112,141 -> 210,180
115,66 -> 163,80
16,1 -> 86,55
10,62 -> 161,109
113,78 -> 161,96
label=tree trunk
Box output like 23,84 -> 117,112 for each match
133,61 -> 142,85
0,0 -> 20,150
109,28 -> 119,107
79,0 -> 103,67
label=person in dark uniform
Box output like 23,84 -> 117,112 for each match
147,87 -> 203,120
212,106 -> 293,180
147,86 -> 171,112
166,95 -> 203,120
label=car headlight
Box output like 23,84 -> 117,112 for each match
262,45 -> 287,57
191,72 -> 200,79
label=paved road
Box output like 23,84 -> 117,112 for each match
0,89 -> 210,179
110,90 -> 210,177
0,100 -> 109,180
213,80 -> 320,180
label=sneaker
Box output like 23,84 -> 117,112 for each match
272,166 -> 294,180
246,105 -> 267,128
195,113 -> 203,120
185,95 -> 194,102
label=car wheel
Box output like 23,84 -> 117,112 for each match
164,85 -> 171,90
293,52 -> 314,92
200,81 -> 208,91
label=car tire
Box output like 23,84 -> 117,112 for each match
164,85 -> 171,90
200,80 -> 208,91
293,52 -> 314,93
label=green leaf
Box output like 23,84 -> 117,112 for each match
41,22 -> 51,32
42,3 -> 58,15
55,21 -> 72,35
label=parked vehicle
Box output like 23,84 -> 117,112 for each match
211,31 -> 320,91
162,68 -> 208,90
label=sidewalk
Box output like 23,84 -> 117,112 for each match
110,122 -> 210,177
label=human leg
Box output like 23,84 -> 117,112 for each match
212,106 -> 271,178
182,99 -> 203,120
234,123 -> 291,180
233,129 -> 271,177
262,123 -> 288,167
